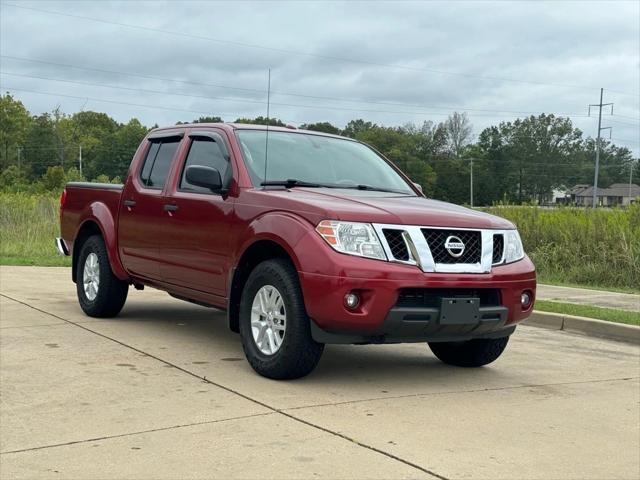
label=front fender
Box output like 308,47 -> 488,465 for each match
233,211 -> 313,272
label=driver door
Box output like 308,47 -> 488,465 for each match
158,130 -> 234,297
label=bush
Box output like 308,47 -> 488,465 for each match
41,166 -> 66,191
93,174 -> 111,183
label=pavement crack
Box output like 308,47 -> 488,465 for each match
284,376 -> 640,411
0,293 -> 447,479
0,412 -> 273,455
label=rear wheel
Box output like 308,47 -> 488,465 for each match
428,336 -> 510,367
239,259 -> 324,379
76,234 -> 128,317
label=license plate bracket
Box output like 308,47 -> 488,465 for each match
439,297 -> 480,325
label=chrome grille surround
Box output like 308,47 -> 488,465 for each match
372,223 -> 511,274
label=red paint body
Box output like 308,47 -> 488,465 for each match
60,124 -> 536,333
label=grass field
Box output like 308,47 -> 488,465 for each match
535,300 -> 640,326
0,193 -> 70,267
1,193 -> 639,292
483,204 -> 640,292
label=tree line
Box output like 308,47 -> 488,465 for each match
1,93 -> 637,204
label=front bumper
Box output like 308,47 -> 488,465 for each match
299,254 -> 535,344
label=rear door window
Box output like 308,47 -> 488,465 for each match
139,139 -> 181,189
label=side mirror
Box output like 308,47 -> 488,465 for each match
413,182 -> 423,194
185,165 -> 223,192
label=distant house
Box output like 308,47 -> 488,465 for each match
569,183 -> 640,207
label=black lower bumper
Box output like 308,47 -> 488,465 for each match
310,303 -> 514,345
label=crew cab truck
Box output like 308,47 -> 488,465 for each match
57,123 -> 536,379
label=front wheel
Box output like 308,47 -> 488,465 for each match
76,234 -> 128,318
239,259 -> 324,379
428,336 -> 510,367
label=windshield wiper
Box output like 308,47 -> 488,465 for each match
261,179 -> 323,188
343,184 -> 413,195
261,179 -> 413,194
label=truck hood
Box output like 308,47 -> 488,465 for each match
263,188 -> 515,229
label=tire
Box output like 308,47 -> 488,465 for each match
239,259 -> 324,379
76,234 -> 128,318
428,336 -> 510,367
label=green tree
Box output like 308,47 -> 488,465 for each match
356,125 -> 437,193
193,116 -> 223,123
300,122 -> 340,134
22,113 -> 59,179
0,165 -> 28,190
234,116 -> 285,127
41,165 -> 66,191
477,114 -> 584,204
107,118 -> 148,179
342,119 -> 377,138
0,93 -> 31,168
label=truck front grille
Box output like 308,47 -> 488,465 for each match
492,234 -> 504,264
382,229 -> 410,261
396,288 -> 501,308
422,229 -> 481,264
373,223 -> 512,274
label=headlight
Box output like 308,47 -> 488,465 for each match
503,230 -> 524,263
316,220 -> 387,260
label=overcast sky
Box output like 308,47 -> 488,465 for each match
1,0 -> 638,155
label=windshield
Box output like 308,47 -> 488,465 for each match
236,130 -> 415,195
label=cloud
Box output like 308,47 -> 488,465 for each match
1,0 -> 638,153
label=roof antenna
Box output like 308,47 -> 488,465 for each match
263,68 -> 271,189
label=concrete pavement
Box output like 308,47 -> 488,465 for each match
537,284 -> 640,312
1,266 -> 639,479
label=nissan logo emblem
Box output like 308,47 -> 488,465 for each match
444,235 -> 465,258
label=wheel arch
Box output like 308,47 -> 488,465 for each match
227,239 -> 297,333
72,217 -> 128,283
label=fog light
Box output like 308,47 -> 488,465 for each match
521,291 -> 532,309
344,292 -> 360,310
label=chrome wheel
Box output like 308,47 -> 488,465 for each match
251,285 -> 286,355
83,252 -> 100,301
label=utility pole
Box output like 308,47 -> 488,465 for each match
17,146 -> 21,170
630,161 -> 635,204
588,88 -> 613,208
470,157 -> 474,207
78,144 -> 83,176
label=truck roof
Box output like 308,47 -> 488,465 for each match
148,123 -> 354,141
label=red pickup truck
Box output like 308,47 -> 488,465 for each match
58,123 -> 536,379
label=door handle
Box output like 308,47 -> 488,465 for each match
123,200 -> 136,208
163,204 -> 179,212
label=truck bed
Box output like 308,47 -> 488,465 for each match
60,182 -> 124,250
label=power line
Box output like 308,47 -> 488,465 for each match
605,88 -> 640,99
611,114 -> 640,121
611,137 -> 640,144
0,55 -> 269,96
608,119 -> 640,127
0,86 -> 257,118
1,71 -> 601,120
1,2 -> 629,94
1,55 -> 611,118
